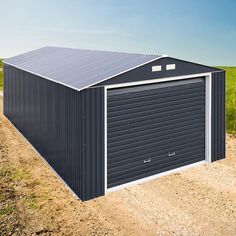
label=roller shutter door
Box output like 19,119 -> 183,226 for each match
107,78 -> 205,189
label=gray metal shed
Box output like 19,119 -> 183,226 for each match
3,46 -> 225,200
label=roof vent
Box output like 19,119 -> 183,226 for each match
166,64 -> 176,70
152,65 -> 162,72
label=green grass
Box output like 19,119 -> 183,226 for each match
0,71 -> 2,90
218,67 -> 236,134
0,205 -> 15,215
23,193 -> 38,210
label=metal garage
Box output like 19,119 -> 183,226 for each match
3,46 -> 225,200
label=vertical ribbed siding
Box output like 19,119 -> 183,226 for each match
3,64 -> 105,201
80,88 -> 105,201
211,71 -> 226,161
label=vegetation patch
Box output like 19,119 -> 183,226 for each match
23,193 -> 38,210
25,179 -> 40,188
0,166 -> 12,178
218,67 -> 236,134
0,70 -> 2,90
0,164 -> 41,210
0,164 -> 32,182
11,168 -> 31,181
0,205 -> 15,216
0,165 -> 23,234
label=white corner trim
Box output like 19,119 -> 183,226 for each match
205,74 -> 212,163
104,87 -> 108,195
104,72 -> 212,194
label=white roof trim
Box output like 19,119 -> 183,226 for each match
3,55 -> 164,92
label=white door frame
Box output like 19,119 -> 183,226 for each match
104,73 -> 212,194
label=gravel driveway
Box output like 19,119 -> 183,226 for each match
0,95 -> 235,236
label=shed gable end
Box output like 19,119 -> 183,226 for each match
94,57 -> 221,87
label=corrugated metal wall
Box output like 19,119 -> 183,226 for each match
211,71 -> 226,161
80,88 -> 105,200
3,64 -> 104,201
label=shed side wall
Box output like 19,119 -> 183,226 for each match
211,71 -> 226,161
3,64 -> 105,201
3,64 -> 83,197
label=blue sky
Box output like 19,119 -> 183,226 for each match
1,0 -> 236,65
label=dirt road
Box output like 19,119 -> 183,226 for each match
0,95 -> 236,236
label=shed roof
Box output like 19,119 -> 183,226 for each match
4,46 -> 160,91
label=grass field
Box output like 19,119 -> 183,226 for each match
218,67 -> 236,134
0,61 -> 235,133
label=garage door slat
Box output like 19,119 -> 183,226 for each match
108,156 -> 204,188
108,79 -> 204,101
108,136 -> 205,164
108,143 -> 205,169
107,94 -> 204,122
108,122 -> 204,149
108,112 -> 204,140
107,88 -> 202,109
108,116 -> 205,155
108,117 -> 204,143
108,88 -> 204,110
108,129 -> 204,157
107,102 -> 204,128
108,148 -> 204,177
109,152 -> 204,183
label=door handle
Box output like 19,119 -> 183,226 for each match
168,152 -> 175,157
144,158 -> 151,163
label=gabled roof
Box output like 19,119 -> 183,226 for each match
4,46 -> 161,91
